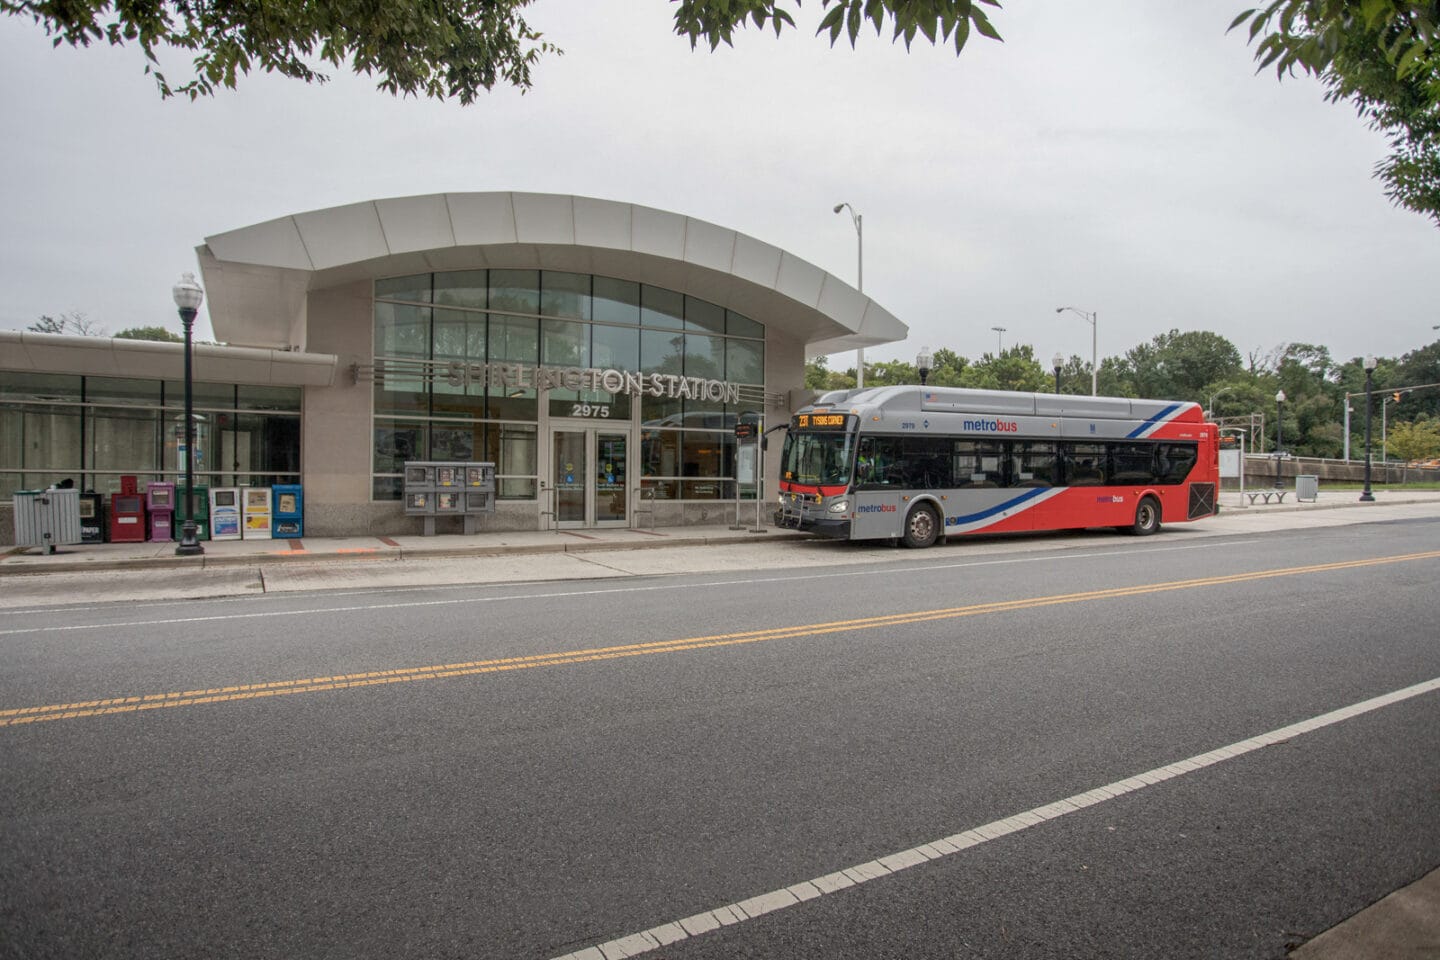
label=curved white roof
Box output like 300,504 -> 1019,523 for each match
197,192 -> 907,354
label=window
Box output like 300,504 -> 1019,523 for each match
1110,443 -> 1157,484
952,440 -> 1005,487
1155,443 -> 1197,484
1013,442 -> 1056,487
855,436 -> 953,490
1062,442 -> 1107,486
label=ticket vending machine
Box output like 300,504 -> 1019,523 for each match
209,487 -> 242,540
272,483 -> 303,538
109,476 -> 147,543
242,487 -> 273,540
78,491 -> 105,543
146,481 -> 176,542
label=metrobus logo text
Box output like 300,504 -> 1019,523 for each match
962,418 -> 1019,433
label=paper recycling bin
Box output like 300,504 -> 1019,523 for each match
13,488 -> 82,554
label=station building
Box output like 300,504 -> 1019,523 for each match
1,193 -> 906,539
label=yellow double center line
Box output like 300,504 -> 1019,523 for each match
4,550 -> 1437,728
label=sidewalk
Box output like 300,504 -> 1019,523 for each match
6,488 -> 1439,576
3,488 -> 1439,957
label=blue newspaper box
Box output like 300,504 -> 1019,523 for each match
272,484 -> 303,538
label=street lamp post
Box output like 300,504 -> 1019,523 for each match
1052,352 -> 1064,394
1361,355 -> 1376,501
833,202 -> 864,388
173,272 -> 205,557
1274,389 -> 1286,489
1055,306 -> 1098,396
991,326 -> 1006,354
916,346 -> 933,386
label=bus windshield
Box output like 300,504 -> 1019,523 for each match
780,430 -> 854,486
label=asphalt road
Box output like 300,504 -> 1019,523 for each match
2,517 -> 1438,959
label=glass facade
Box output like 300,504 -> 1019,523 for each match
0,373 -> 301,502
373,270 -> 766,503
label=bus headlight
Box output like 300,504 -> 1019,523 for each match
828,499 -> 850,513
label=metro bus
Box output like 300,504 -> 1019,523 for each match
775,385 -> 1218,547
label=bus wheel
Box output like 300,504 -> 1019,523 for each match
902,504 -> 940,549
1129,496 -> 1161,536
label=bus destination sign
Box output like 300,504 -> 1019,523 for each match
795,413 -> 850,430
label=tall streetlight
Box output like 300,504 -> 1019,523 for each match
1055,306 -> 1098,396
173,272 -> 205,557
916,346 -> 933,386
1274,389 -> 1286,489
1207,386 -> 1235,419
1052,352 -> 1064,394
833,202 -> 864,388
991,326 -> 1006,354
1361,355 -> 1376,501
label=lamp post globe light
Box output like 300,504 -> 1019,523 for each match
833,202 -> 864,388
1361,355 -> 1377,502
1055,306 -> 1098,396
1274,389 -> 1286,490
173,272 -> 205,557
916,346 -> 933,386
1052,352 -> 1064,394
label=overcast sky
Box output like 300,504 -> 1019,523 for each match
2,0 -> 1436,372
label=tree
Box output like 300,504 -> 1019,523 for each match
673,0 -> 1003,54
959,345 -> 1047,392
4,0 -> 1003,102
1110,329 -> 1243,400
27,311 -> 105,336
1387,417 -> 1440,461
114,325 -> 183,342
1232,1 -> 1440,225
1,0 -> 560,103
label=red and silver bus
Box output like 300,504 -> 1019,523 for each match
776,385 -> 1219,547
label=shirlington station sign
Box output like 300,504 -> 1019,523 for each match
371,358 -> 746,404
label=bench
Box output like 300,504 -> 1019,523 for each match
1245,490 -> 1289,505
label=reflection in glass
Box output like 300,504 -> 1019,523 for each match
541,272 -> 591,320
490,270 -> 540,314
434,270 -> 487,308
640,286 -> 684,329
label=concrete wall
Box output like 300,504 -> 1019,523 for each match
1237,456 -> 1440,488
301,281 -> 374,536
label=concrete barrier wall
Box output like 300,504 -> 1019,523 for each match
1239,457 -> 1440,488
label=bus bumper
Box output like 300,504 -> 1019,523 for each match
775,511 -> 850,539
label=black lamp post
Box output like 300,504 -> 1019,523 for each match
1052,352 -> 1064,394
1274,389 -> 1286,489
1361,355 -> 1376,502
916,346 -> 933,386
173,272 -> 205,556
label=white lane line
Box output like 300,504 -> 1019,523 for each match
0,539 -> 1261,635
550,675 -> 1440,960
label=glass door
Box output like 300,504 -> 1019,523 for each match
553,429 -> 587,525
551,426 -> 628,527
594,431 -> 627,524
